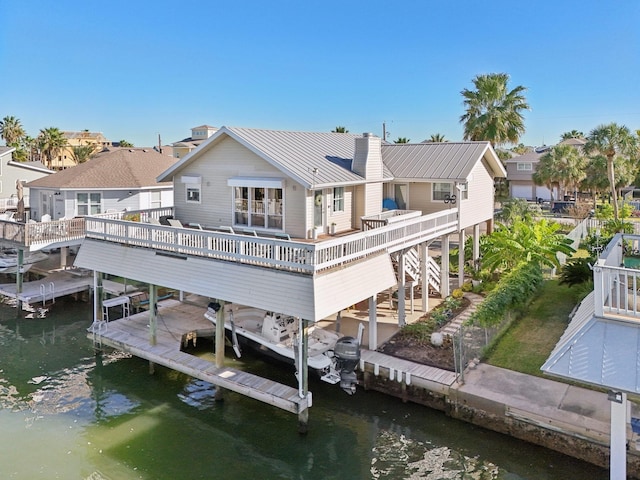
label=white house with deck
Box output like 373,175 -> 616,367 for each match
73,126 -> 505,424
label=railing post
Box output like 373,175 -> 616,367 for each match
593,262 -> 604,317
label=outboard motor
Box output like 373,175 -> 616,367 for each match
333,336 -> 360,395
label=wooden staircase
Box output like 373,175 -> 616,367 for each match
392,247 -> 441,295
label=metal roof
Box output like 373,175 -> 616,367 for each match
382,142 -> 504,181
159,127 -> 503,188
541,292 -> 640,394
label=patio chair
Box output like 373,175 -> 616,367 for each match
167,219 -> 184,228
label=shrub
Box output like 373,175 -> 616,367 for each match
559,257 -> 594,286
452,288 -> 464,299
468,261 -> 543,328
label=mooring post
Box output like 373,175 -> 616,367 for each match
149,284 -> 157,346
214,300 -> 226,402
16,248 -> 24,315
297,317 -> 310,434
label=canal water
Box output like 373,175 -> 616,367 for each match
0,296 -> 608,479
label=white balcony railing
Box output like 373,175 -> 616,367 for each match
84,208 -> 459,274
594,233 -> 640,321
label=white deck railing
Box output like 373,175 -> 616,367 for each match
594,233 -> 640,321
0,207 -> 174,249
84,208 -> 459,274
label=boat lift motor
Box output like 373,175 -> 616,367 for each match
333,336 -> 360,395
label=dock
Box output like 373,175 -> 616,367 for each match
0,269 -> 136,305
87,297 -> 309,415
359,349 -> 457,393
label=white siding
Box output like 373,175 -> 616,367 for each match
362,182 -> 383,218
172,136 -> 308,238
76,240 -> 395,321
459,161 -> 495,230
313,253 -> 395,319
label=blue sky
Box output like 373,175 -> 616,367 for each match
1,0 -> 638,148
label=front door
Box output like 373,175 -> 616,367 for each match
313,190 -> 323,229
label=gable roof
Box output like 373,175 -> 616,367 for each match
160,126 -> 387,189
504,150 -> 544,164
26,148 -> 177,190
159,126 -> 504,188
382,142 -> 505,181
0,146 -> 16,157
7,160 -> 53,175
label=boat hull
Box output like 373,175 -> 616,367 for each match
204,308 -> 337,374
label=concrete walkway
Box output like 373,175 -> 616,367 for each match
456,363 -> 611,444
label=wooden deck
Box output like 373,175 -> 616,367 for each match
359,349 -> 458,394
0,270 -> 93,304
87,298 -> 309,414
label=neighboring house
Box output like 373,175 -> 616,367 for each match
505,138 -> 586,201
0,146 -> 53,211
505,147 -> 555,201
76,127 -> 505,322
171,125 -> 218,159
25,147 -> 177,221
49,130 -> 113,170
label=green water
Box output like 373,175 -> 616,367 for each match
0,297 -> 608,479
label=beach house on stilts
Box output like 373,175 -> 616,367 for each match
75,127 -> 504,429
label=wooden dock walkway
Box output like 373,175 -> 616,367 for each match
87,298 -> 309,415
0,270 -> 93,304
0,269 -> 134,305
359,349 -> 458,394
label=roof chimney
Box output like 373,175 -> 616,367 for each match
352,133 -> 382,180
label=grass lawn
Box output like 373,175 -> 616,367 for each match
484,279 -> 584,376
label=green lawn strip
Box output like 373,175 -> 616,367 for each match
485,279 -> 581,376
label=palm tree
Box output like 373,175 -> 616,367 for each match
37,127 -> 67,169
532,157 -> 559,202
537,144 -> 586,201
460,73 -> 529,147
584,123 -> 638,220
426,133 -> 446,142
394,137 -> 410,144
332,126 -> 349,133
580,154 -> 609,210
72,144 -> 95,164
560,130 -> 584,140
511,144 -> 531,155
0,116 -> 25,146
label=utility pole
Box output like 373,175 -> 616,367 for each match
382,122 -> 386,141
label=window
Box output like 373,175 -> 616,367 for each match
150,190 -> 161,209
517,162 -> 532,171
186,185 -> 200,203
432,183 -> 452,201
333,187 -> 344,212
233,186 -> 283,230
77,192 -> 101,215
